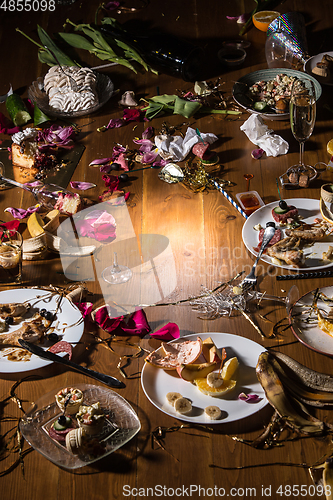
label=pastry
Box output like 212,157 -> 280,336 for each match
76,402 -> 105,435
55,387 -> 84,415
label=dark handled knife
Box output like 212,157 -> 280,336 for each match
18,339 -> 125,389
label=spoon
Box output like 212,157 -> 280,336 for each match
244,173 -> 253,192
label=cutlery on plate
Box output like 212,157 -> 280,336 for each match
240,222 -> 276,291
18,339 -> 125,389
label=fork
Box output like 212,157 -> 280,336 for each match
240,222 -> 276,291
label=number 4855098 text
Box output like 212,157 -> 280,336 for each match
0,0 -> 56,11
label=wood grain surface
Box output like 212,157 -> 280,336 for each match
1,1 -> 333,499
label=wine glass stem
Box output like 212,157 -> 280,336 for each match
299,141 -> 305,167
113,252 -> 120,272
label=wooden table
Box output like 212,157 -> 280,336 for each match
2,1 -> 333,498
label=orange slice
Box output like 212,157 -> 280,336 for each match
252,11 -> 280,32
194,378 -> 236,397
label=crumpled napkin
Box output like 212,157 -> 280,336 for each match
240,114 -> 289,157
155,126 -> 218,162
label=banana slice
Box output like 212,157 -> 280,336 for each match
207,372 -> 223,388
166,392 -> 183,407
204,405 -> 222,420
174,397 -> 192,415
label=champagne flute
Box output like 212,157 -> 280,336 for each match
289,79 -> 316,171
102,252 -> 132,285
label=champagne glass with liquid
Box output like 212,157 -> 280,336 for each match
289,79 -> 316,171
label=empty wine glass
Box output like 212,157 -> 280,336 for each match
289,78 -> 316,171
0,161 -> 73,210
102,252 -> 132,285
248,285 -> 300,313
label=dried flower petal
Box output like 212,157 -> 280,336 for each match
4,205 -> 40,219
238,392 -> 261,403
142,126 -> 154,139
106,118 -> 124,129
123,108 -> 141,122
89,157 -> 112,166
70,181 -> 96,190
251,148 -> 265,159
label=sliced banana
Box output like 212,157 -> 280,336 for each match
204,405 -> 222,420
174,397 -> 192,415
207,372 -> 223,388
166,392 -> 183,407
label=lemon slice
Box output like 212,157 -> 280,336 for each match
327,139 -> 333,156
195,378 -> 236,397
221,356 -> 239,381
252,10 -> 280,32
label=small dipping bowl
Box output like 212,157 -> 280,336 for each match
235,191 -> 265,216
218,47 -> 246,67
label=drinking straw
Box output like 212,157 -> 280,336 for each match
277,271 -> 333,280
208,176 -> 248,219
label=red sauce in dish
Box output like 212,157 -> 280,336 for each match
239,193 -> 261,215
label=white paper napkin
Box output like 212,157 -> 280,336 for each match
240,114 -> 289,157
155,127 -> 218,162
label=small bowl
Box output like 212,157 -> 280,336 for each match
236,191 -> 265,216
218,47 -> 246,67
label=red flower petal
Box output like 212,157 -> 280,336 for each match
149,322 -> 180,341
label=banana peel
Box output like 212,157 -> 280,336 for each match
256,352 -> 329,435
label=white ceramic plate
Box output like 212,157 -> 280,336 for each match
232,68 -> 322,120
0,288 -> 84,373
304,52 -> 333,86
242,198 -> 333,271
141,333 -> 267,424
20,383 -> 141,469
289,286 -> 333,356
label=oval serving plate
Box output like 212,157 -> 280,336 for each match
233,68 -> 322,120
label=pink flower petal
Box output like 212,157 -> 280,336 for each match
92,306 -> 150,336
104,1 -> 120,10
120,309 -> 150,336
70,181 -> 96,190
106,118 -> 124,129
238,392 -> 261,403
251,148 -> 265,159
89,157 -> 112,166
123,108 -> 141,122
91,211 -> 116,228
117,152 -> 129,171
149,322 -> 180,341
141,151 -> 158,164
142,126 -> 154,139
76,301 -> 93,318
4,205 -> 40,219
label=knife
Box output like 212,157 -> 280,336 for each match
18,339 -> 125,389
